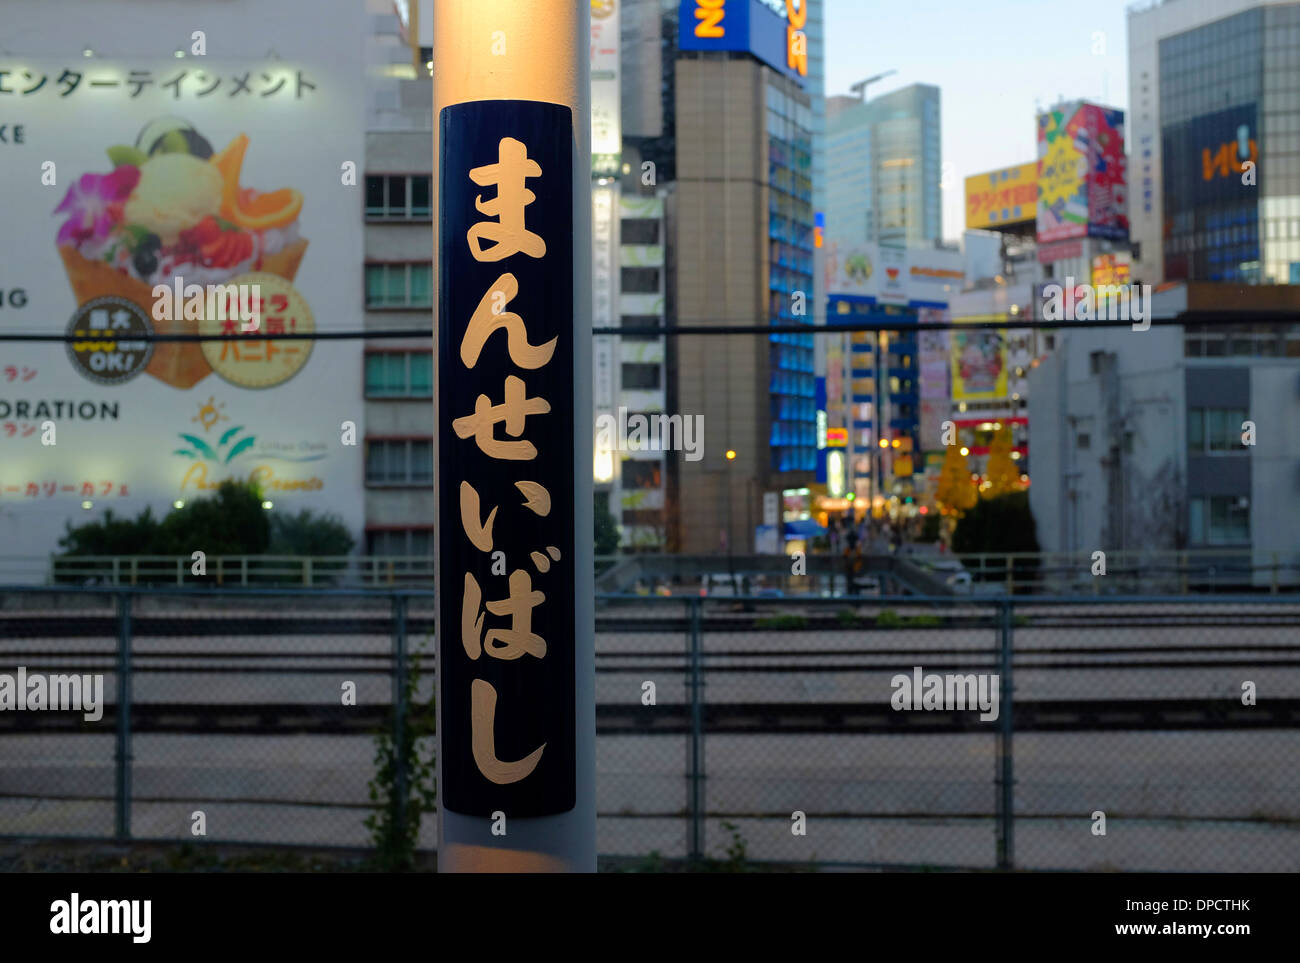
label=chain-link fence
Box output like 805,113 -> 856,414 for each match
1,587 -> 1297,870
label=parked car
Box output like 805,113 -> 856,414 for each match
699,573 -> 740,597
927,559 -> 972,591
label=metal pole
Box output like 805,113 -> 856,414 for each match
687,595 -> 705,863
996,598 -> 1014,869
114,592 -> 132,840
392,593 -> 409,846
434,0 -> 594,872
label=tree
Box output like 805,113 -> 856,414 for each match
269,508 -> 356,556
952,491 -> 1041,590
155,480 -> 269,555
935,443 -> 977,515
58,506 -> 161,556
982,425 -> 1023,499
594,492 -> 621,555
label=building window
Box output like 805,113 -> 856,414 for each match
1077,433 -> 1091,450
1188,496 -> 1250,545
365,175 -> 432,219
1188,407 -> 1248,452
621,219 -> 659,244
366,263 -> 432,308
622,459 -> 662,489
620,267 -> 660,293
366,529 -> 434,571
621,363 -> 660,390
365,351 -> 433,397
366,439 -> 433,485
620,314 -> 661,343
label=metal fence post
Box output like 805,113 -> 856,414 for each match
996,598 -> 1014,869
686,595 -> 704,864
115,592 -> 133,841
392,593 -> 409,845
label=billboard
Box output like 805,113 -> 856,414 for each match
678,0 -> 808,85
1037,101 -> 1128,243
590,0 -> 622,169
825,242 -> 964,306
1091,252 -> 1131,287
1162,103 -> 1258,207
965,162 -> 1037,231
950,320 -> 1007,401
0,0 -> 365,564
917,311 -> 950,452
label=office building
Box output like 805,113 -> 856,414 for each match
1129,0 -> 1300,285
826,84 -> 942,248
673,0 -> 818,553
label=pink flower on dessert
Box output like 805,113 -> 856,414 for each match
54,166 -> 140,246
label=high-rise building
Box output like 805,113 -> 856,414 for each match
672,0 -> 818,553
1129,0 -> 1300,285
826,84 -> 942,247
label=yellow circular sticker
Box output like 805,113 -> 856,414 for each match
199,272 -> 314,389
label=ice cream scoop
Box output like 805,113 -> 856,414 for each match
123,153 -> 223,246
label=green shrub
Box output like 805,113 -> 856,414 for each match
874,609 -> 902,628
755,614 -> 807,630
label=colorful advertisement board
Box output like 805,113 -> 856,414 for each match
1091,252 -> 1131,287
1036,101 -> 1128,243
677,0 -> 808,85
0,1 -> 365,567
950,320 -> 1007,401
824,242 -> 964,306
965,162 -> 1037,231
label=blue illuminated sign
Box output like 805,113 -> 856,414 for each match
678,0 -> 808,86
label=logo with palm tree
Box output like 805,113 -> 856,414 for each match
173,396 -> 326,464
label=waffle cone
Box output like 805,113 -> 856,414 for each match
58,237 -> 309,390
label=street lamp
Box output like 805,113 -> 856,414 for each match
724,448 -> 737,593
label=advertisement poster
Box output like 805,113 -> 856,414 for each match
1037,102 -> 1089,242
965,162 -> 1037,231
950,321 -> 1007,401
917,311 -> 950,449
0,4 -> 365,568
877,245 -> 908,304
1037,101 -> 1128,243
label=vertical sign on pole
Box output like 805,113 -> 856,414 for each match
434,0 -> 595,871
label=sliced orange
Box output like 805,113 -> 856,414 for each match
232,187 -> 303,231
210,134 -> 249,221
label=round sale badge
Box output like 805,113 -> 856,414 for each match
64,296 -> 155,386
199,272 -> 314,389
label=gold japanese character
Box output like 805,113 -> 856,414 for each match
461,569 -> 547,661
451,374 -> 550,460
471,679 -> 545,784
460,273 -> 556,370
466,137 -> 546,262
459,480 -> 496,552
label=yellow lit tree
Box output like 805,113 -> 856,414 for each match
935,443 -> 977,515
982,425 -> 1023,499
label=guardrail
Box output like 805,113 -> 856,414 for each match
3,548 -> 1296,594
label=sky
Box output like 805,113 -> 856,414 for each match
824,0 -> 1135,243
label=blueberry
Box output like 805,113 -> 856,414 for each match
133,247 -> 158,277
